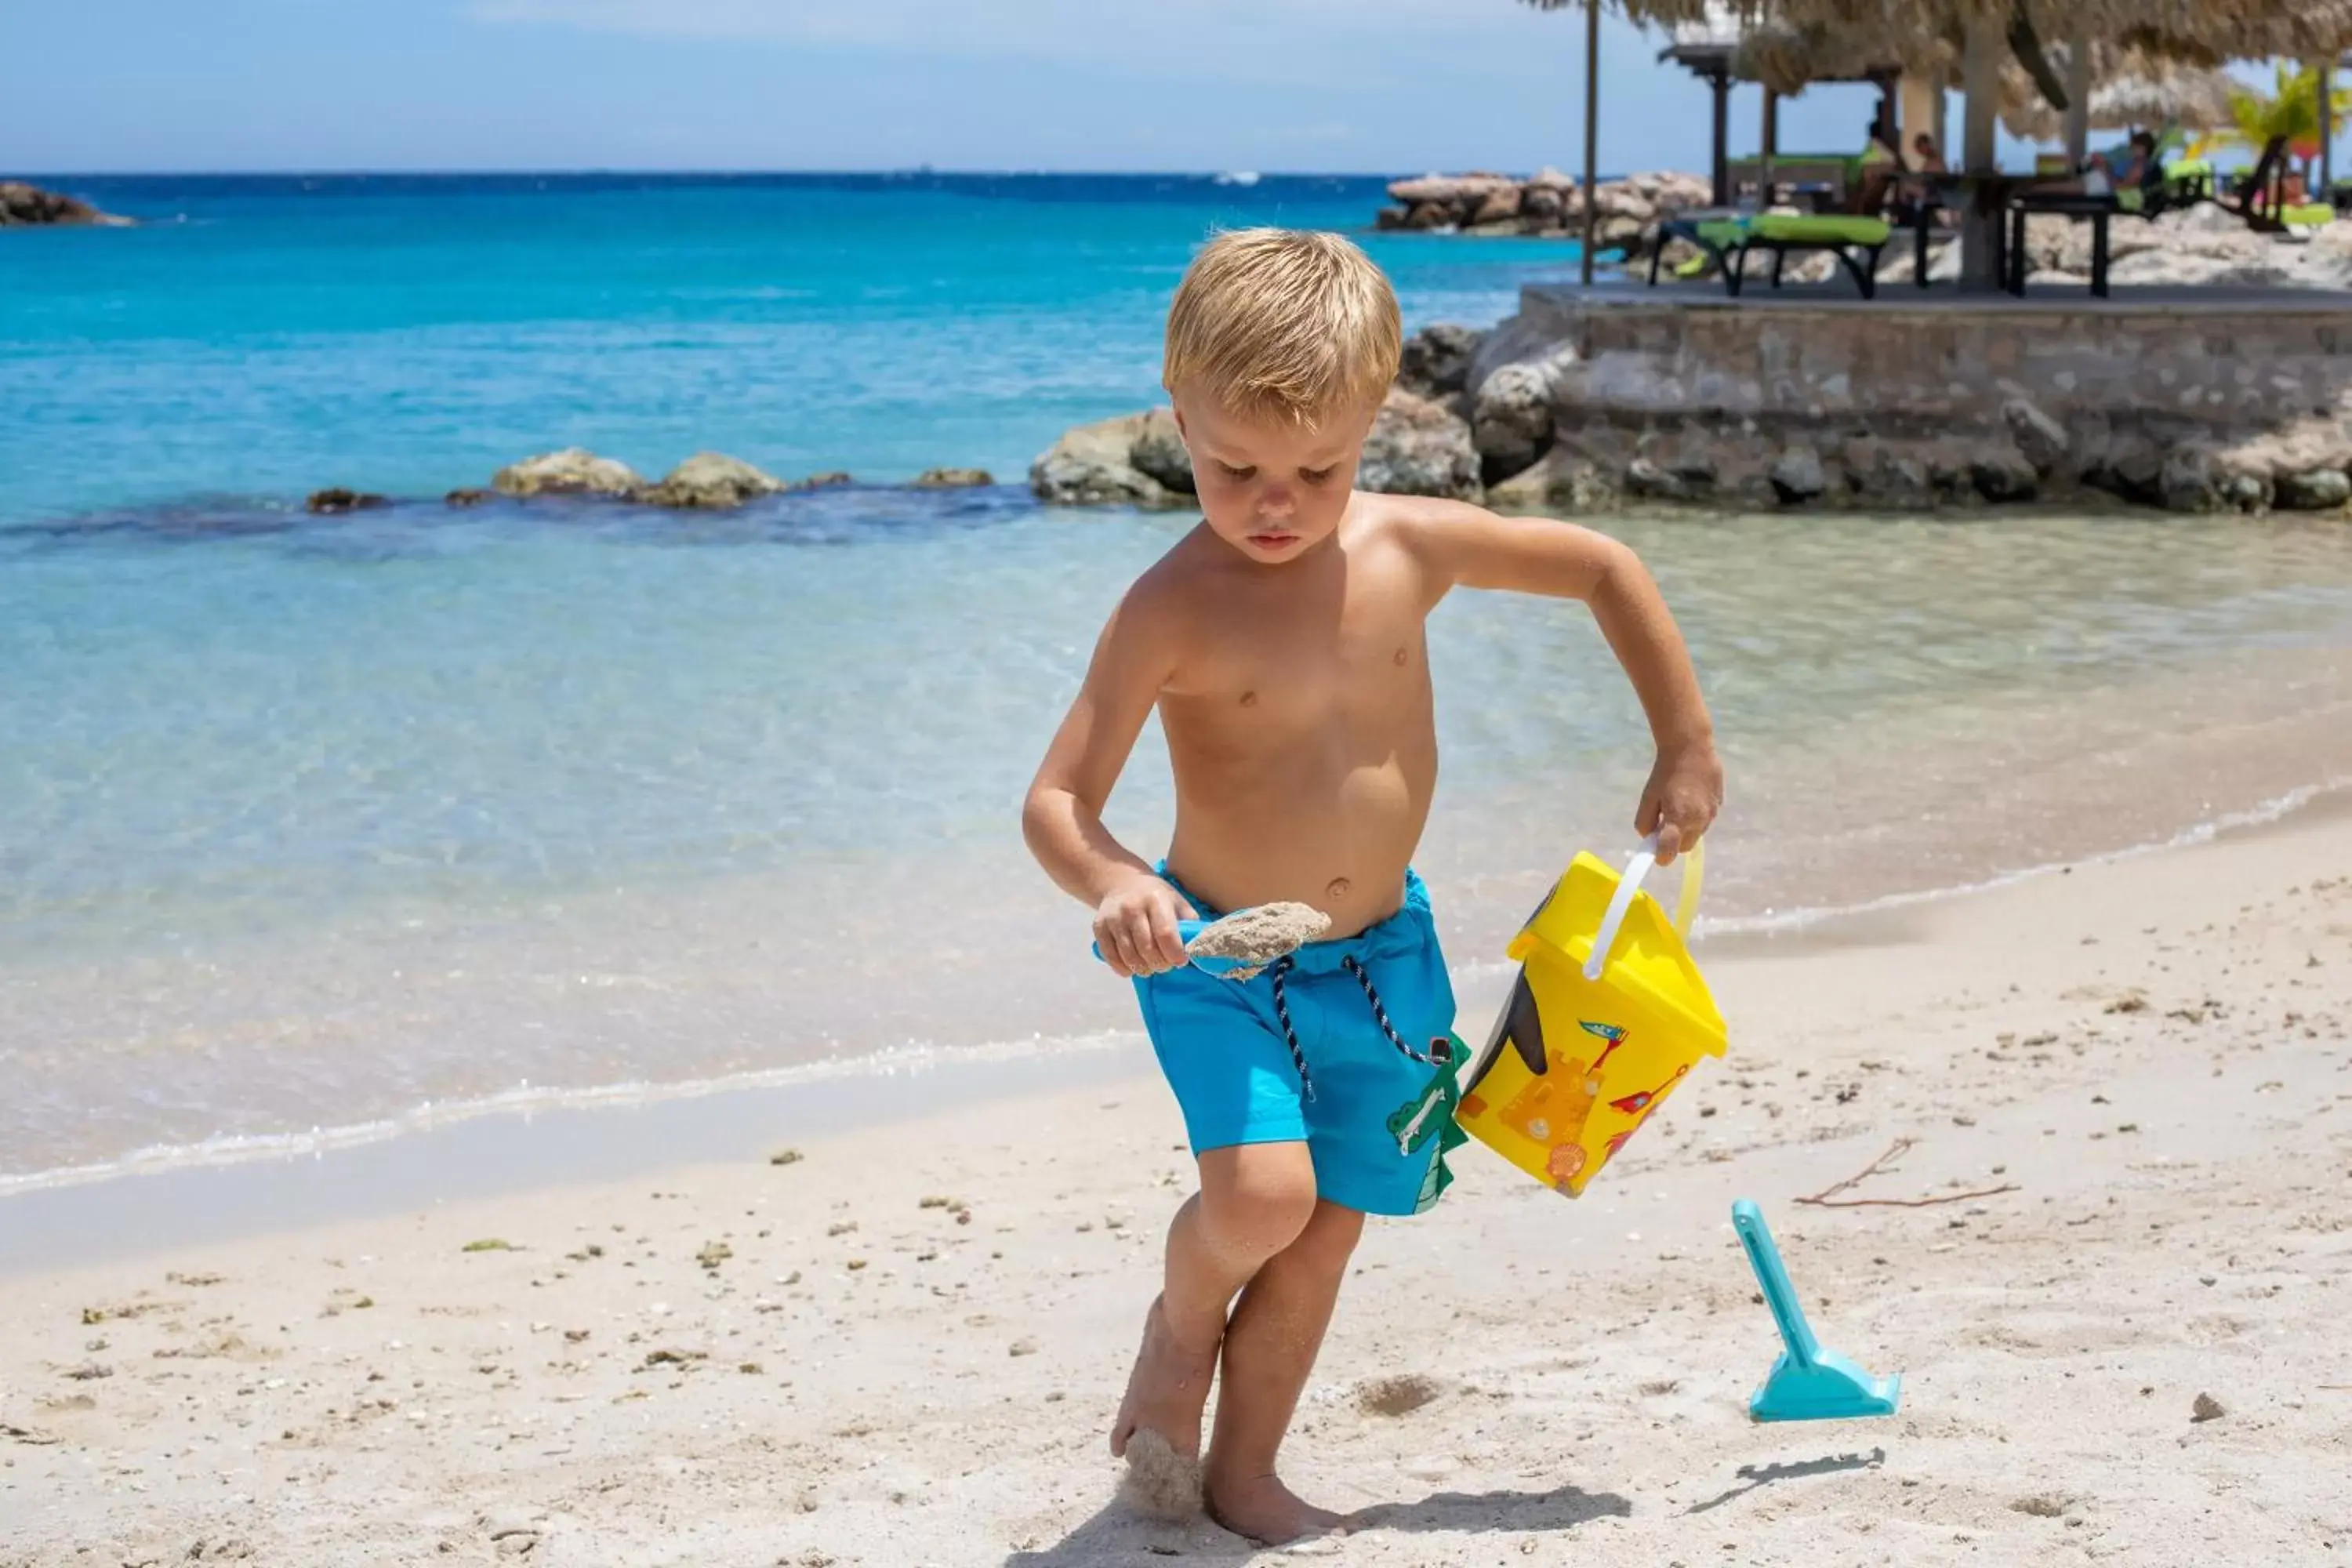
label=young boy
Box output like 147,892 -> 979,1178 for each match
1021,229 -> 1722,1543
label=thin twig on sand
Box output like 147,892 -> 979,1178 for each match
1794,1138 -> 2021,1210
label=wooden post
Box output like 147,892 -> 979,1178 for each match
2063,26 -> 2092,169
1761,89 -> 1780,208
1711,69 -> 1731,207
2318,58 -> 2336,200
1580,0 -> 1600,286
1959,14 -> 2002,292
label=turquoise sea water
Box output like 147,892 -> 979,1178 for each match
5,174 -> 2352,1185
4,172 -> 1581,514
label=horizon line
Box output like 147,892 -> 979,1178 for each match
15,165 -> 1634,182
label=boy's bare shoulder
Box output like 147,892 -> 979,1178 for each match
1348,488 -> 1505,561
1108,523 -> 1222,641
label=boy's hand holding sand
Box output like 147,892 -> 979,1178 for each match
1023,230 -> 1719,1544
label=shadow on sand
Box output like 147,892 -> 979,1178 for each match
1005,1480 -> 1633,1566
1681,1447 -> 1886,1515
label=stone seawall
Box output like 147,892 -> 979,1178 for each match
1481,287 -> 2352,513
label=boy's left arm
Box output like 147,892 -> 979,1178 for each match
1410,503 -> 1723,862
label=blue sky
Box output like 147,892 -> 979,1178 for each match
9,0 -> 1967,173
11,1 -> 2314,176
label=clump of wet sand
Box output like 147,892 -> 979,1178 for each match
1116,1428 -> 1203,1521
1186,902 -> 1331,981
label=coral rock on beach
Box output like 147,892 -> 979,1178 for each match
491,448 -> 644,499
0,181 -> 129,227
911,466 -> 993,488
1375,169 -> 1709,253
1357,387 -> 1483,502
1029,410 -> 1192,509
642,452 -> 789,510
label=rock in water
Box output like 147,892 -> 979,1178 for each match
444,488 -> 495,508
0,181 -> 125,227
2275,468 -> 2352,511
802,470 -> 854,488
1127,408 -> 1196,495
1358,387 -> 1481,501
643,452 -> 788,510
1769,446 -> 1827,505
492,448 -> 643,499
1399,325 -> 1486,399
1468,361 -> 1555,483
305,488 -> 389,515
2002,398 -> 2070,474
912,466 -> 993,488
1029,412 -> 1179,507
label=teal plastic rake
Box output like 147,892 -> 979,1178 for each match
1733,1199 -> 1901,1422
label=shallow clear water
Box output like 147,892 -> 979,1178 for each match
4,176 -> 2351,1185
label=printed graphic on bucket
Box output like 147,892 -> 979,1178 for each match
1453,848 -> 1727,1196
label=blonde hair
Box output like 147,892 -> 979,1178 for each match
1162,228 -> 1401,424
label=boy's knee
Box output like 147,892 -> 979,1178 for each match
1196,1145 -> 1319,1260
1286,1200 -> 1366,1272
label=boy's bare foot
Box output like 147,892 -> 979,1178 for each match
1205,1469 -> 1351,1545
1109,1296 -> 1218,1464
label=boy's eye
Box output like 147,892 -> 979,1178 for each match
1217,462 -> 1257,481
1300,466 -> 1338,485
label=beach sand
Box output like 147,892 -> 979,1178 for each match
4,803 -> 2350,1566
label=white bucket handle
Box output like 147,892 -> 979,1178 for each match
1581,833 -> 1705,982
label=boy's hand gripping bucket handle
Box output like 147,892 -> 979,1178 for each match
1581,833 -> 1704,982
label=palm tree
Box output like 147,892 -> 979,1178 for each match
2195,63 -> 2349,190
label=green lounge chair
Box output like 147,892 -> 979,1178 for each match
1649,213 -> 1893,298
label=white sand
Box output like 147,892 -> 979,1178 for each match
4,804 -> 2350,1566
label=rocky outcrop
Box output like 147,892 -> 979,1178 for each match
0,182 -> 127,227
492,448 -> 644,499
1358,387 -> 1482,500
445,488 -> 496,508
1376,169 -> 1711,255
1031,411 -> 1188,507
306,488 -> 389,514
1127,410 -> 1196,496
1031,286 -> 2352,519
912,467 -> 993,488
1397,324 -> 1487,400
1028,385 -> 1483,508
1769,445 -> 1827,505
642,452 -> 788,510
1468,361 -> 1556,483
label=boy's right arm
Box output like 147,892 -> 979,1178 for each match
1022,585 -> 1199,978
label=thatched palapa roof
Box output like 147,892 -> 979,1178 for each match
1531,1 -> 2352,75
1998,55 -> 2241,140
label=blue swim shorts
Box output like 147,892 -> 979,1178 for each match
1133,868 -> 1459,1218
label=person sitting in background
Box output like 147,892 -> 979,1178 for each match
1852,120 -> 1904,213
1898,132 -> 1948,213
2040,131 -> 2155,200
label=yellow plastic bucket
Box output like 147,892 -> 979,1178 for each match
1454,837 -> 1726,1197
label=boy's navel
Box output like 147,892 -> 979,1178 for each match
1239,690 -> 1258,707
1325,876 -> 1352,902
1393,647 -> 1408,666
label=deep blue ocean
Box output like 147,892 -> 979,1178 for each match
3,172 -> 1588,514
5,172 -> 2350,1187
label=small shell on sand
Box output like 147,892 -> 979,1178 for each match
1185,902 -> 1331,982
1117,1428 -> 1204,1522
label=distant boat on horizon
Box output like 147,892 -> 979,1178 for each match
1214,170 -> 1261,187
